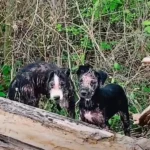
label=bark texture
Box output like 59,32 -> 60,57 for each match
0,97 -> 149,150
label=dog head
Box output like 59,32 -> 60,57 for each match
46,68 -> 71,109
76,64 -> 107,101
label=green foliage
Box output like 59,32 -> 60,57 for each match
92,0 -> 101,20
100,42 -> 112,51
66,26 -> 83,35
142,87 -> 150,93
56,24 -> 63,32
142,20 -> 150,35
103,0 -> 123,13
0,92 -> 6,97
2,65 -> 11,76
41,99 -> 69,117
113,62 -> 121,71
109,115 -> 122,132
144,26 -> 150,34
0,65 -> 11,98
109,115 -> 120,125
81,35 -> 93,49
142,20 -> 150,26
0,23 -> 6,33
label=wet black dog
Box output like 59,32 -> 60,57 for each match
76,64 -> 130,136
8,62 -> 75,119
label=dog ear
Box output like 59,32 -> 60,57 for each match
96,70 -> 108,86
46,71 -> 54,85
61,68 -> 70,77
76,64 -> 92,76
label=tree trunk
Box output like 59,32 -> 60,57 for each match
0,97 -> 149,150
3,0 -> 15,64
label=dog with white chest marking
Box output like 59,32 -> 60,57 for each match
76,64 -> 130,136
8,62 -> 75,119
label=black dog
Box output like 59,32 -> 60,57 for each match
76,64 -> 130,136
8,62 -> 75,119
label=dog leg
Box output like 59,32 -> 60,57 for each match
21,84 -> 39,107
67,109 -> 75,119
119,110 -> 130,136
27,97 -> 39,107
79,109 -> 86,122
101,108 -> 110,130
67,100 -> 75,119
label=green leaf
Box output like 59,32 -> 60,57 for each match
72,28 -> 80,35
0,23 -> 6,32
109,119 -> 112,124
111,78 -> 115,83
0,92 -> 6,97
80,54 -> 85,64
65,27 -> 71,32
94,10 -> 100,19
113,62 -> 121,70
124,9 -> 130,13
92,0 -> 98,4
71,66 -> 78,72
0,85 -> 4,91
2,65 -> 11,76
100,42 -> 112,50
130,92 -> 135,100
113,115 -> 120,120
56,24 -> 62,32
93,0 -> 100,10
142,20 -> 150,26
144,26 -> 150,34
142,87 -> 150,93
81,35 -> 93,49
93,0 -> 101,20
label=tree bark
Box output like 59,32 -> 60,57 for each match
0,134 -> 43,150
0,97 -> 149,150
133,105 -> 150,126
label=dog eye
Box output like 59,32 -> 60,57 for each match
80,79 -> 83,83
91,81 -> 96,85
50,82 -> 54,87
60,82 -> 65,86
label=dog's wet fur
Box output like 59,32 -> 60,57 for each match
8,62 -> 75,119
76,64 -> 130,136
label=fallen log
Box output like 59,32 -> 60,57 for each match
0,134 -> 43,150
0,97 -> 149,150
133,105 -> 150,126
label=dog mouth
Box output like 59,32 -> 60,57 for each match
80,92 -> 93,99
49,89 -> 69,109
85,98 -> 90,101
50,89 -> 63,100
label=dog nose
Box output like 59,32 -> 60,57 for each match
80,90 -> 87,97
53,96 -> 60,100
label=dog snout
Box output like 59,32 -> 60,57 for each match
80,90 -> 88,97
53,95 -> 60,101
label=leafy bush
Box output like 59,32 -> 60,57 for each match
0,65 -> 11,97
